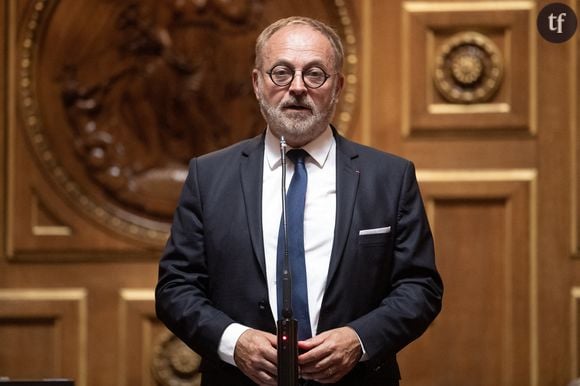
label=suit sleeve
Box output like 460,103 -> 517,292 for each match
347,161 -> 443,361
155,158 -> 236,362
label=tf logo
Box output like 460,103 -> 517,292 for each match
537,2 -> 577,43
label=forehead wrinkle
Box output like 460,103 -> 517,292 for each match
264,48 -> 331,68
261,26 -> 334,69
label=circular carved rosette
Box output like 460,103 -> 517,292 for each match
18,0 -> 359,246
433,31 -> 504,104
152,331 -> 202,386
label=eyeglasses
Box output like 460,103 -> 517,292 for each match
266,65 -> 331,89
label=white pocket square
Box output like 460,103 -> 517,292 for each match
359,226 -> 391,236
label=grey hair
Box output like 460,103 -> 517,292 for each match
254,16 -> 344,72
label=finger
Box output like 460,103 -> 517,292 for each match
235,330 -> 279,380
300,361 -> 332,379
301,365 -> 341,384
300,351 -> 334,379
260,371 -> 278,386
298,341 -> 331,365
261,356 -> 278,377
249,343 -> 278,377
298,332 -> 327,351
316,370 -> 341,384
249,370 -> 277,386
265,332 -> 278,345
263,353 -> 278,371
300,348 -> 332,368
263,341 -> 278,366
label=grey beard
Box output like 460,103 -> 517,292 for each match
258,95 -> 338,147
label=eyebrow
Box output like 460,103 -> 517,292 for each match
270,59 -> 330,71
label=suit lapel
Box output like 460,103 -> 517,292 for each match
237,130 -> 360,290
326,132 -> 360,288
240,134 -> 267,279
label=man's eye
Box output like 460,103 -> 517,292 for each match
306,68 -> 324,77
272,67 -> 292,77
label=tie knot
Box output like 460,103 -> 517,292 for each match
286,149 -> 308,165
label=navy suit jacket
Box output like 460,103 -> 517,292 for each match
155,129 -> 443,385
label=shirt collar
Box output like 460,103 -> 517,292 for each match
265,126 -> 335,170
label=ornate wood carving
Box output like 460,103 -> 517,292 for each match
433,31 -> 503,104
152,331 -> 202,386
402,2 -> 534,135
16,0 -> 359,246
58,1 -> 265,220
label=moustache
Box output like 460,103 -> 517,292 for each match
280,98 -> 313,111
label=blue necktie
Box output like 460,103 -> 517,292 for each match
277,149 -> 312,340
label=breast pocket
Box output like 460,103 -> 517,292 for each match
356,227 -> 394,287
358,232 -> 390,246
358,226 -> 392,246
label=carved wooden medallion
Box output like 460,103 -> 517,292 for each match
152,331 -> 202,386
433,31 -> 503,104
17,0 -> 358,245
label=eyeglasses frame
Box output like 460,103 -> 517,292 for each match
265,65 -> 332,89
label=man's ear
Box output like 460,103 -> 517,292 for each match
334,73 -> 345,98
252,69 -> 260,99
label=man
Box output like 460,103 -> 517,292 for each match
156,16 -> 443,386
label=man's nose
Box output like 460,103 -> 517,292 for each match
288,72 -> 307,95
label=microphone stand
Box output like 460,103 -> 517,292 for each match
277,136 -> 299,386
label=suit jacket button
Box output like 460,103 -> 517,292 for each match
258,300 -> 267,311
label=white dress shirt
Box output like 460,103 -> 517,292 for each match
218,126 -> 336,365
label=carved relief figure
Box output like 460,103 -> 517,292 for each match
60,0 -> 264,218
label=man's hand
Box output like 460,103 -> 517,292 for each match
298,327 -> 362,384
234,329 -> 278,386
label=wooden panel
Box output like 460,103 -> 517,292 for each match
535,1 -> 576,383
7,140 -> 142,259
573,4 -> 580,381
30,190 -> 73,236
575,0 -> 580,260
398,170 -> 536,386
402,1 -> 535,135
572,287 -> 580,379
0,1 -> 6,258
118,289 -> 157,386
0,289 -> 87,385
118,289 -> 201,386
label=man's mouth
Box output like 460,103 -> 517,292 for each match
283,104 -> 311,112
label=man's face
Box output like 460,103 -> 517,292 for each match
252,24 -> 344,147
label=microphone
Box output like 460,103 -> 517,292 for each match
277,136 -> 299,386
